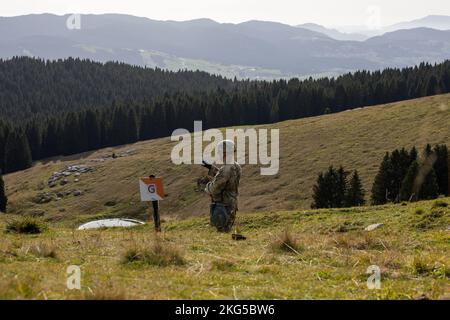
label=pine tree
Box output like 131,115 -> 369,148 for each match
426,75 -> 438,95
110,107 -> 128,145
0,123 -> 9,173
85,109 -> 101,150
139,108 -> 152,141
4,130 -> 33,173
312,166 -> 349,209
25,121 -> 42,160
419,168 -> 439,200
0,170 -> 7,212
334,166 -> 349,208
409,146 -> 418,163
312,172 -> 328,209
126,108 -> 138,143
371,153 -> 392,205
61,113 -> 82,155
418,144 -> 440,200
346,170 -> 365,207
390,148 -> 411,201
433,144 -> 449,196
424,143 -> 433,157
399,161 -> 419,201
41,120 -> 60,158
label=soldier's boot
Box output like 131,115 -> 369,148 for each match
223,209 -> 236,233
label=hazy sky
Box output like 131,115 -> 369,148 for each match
1,0 -> 449,27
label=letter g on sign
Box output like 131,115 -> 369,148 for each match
148,184 -> 156,194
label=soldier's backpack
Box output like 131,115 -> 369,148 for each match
209,203 -> 231,231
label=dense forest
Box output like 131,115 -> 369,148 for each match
0,57 -> 236,120
372,144 -> 449,204
1,57 -> 450,173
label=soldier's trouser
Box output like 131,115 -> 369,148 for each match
210,203 -> 236,233
227,208 -> 236,232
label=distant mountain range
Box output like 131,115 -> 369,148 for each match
297,23 -> 368,41
332,15 -> 450,39
1,14 -> 450,79
385,15 -> 450,33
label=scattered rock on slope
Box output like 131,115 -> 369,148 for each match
104,200 -> 117,207
33,193 -> 54,204
365,223 -> 384,231
47,165 -> 94,187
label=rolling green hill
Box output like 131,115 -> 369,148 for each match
3,94 -> 450,224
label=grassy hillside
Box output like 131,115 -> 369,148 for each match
3,94 -> 450,224
0,198 -> 448,299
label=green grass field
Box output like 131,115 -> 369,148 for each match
0,198 -> 448,299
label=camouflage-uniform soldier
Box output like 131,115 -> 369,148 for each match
203,140 -> 241,232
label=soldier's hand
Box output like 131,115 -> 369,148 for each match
197,175 -> 212,191
202,160 -> 212,170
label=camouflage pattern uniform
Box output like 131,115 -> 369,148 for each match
205,162 -> 241,231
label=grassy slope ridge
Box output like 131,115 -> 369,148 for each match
0,198 -> 448,299
3,94 -> 450,224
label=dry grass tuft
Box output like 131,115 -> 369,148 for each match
432,200 -> 448,208
333,232 -> 386,250
211,259 -> 236,272
412,257 -> 433,275
122,240 -> 185,267
414,208 -> 425,215
5,218 -> 46,234
28,243 -> 58,259
411,257 -> 450,278
271,229 -> 302,254
84,284 -> 127,300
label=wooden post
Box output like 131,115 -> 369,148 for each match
448,157 -> 450,197
152,200 -> 161,232
149,175 -> 161,232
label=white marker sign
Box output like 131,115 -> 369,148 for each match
139,177 -> 164,201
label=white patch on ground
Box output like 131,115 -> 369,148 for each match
77,218 -> 145,230
365,223 -> 384,231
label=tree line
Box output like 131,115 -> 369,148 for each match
371,144 -> 449,204
311,144 -> 448,209
1,57 -> 450,173
0,57 -> 236,121
312,167 -> 365,209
